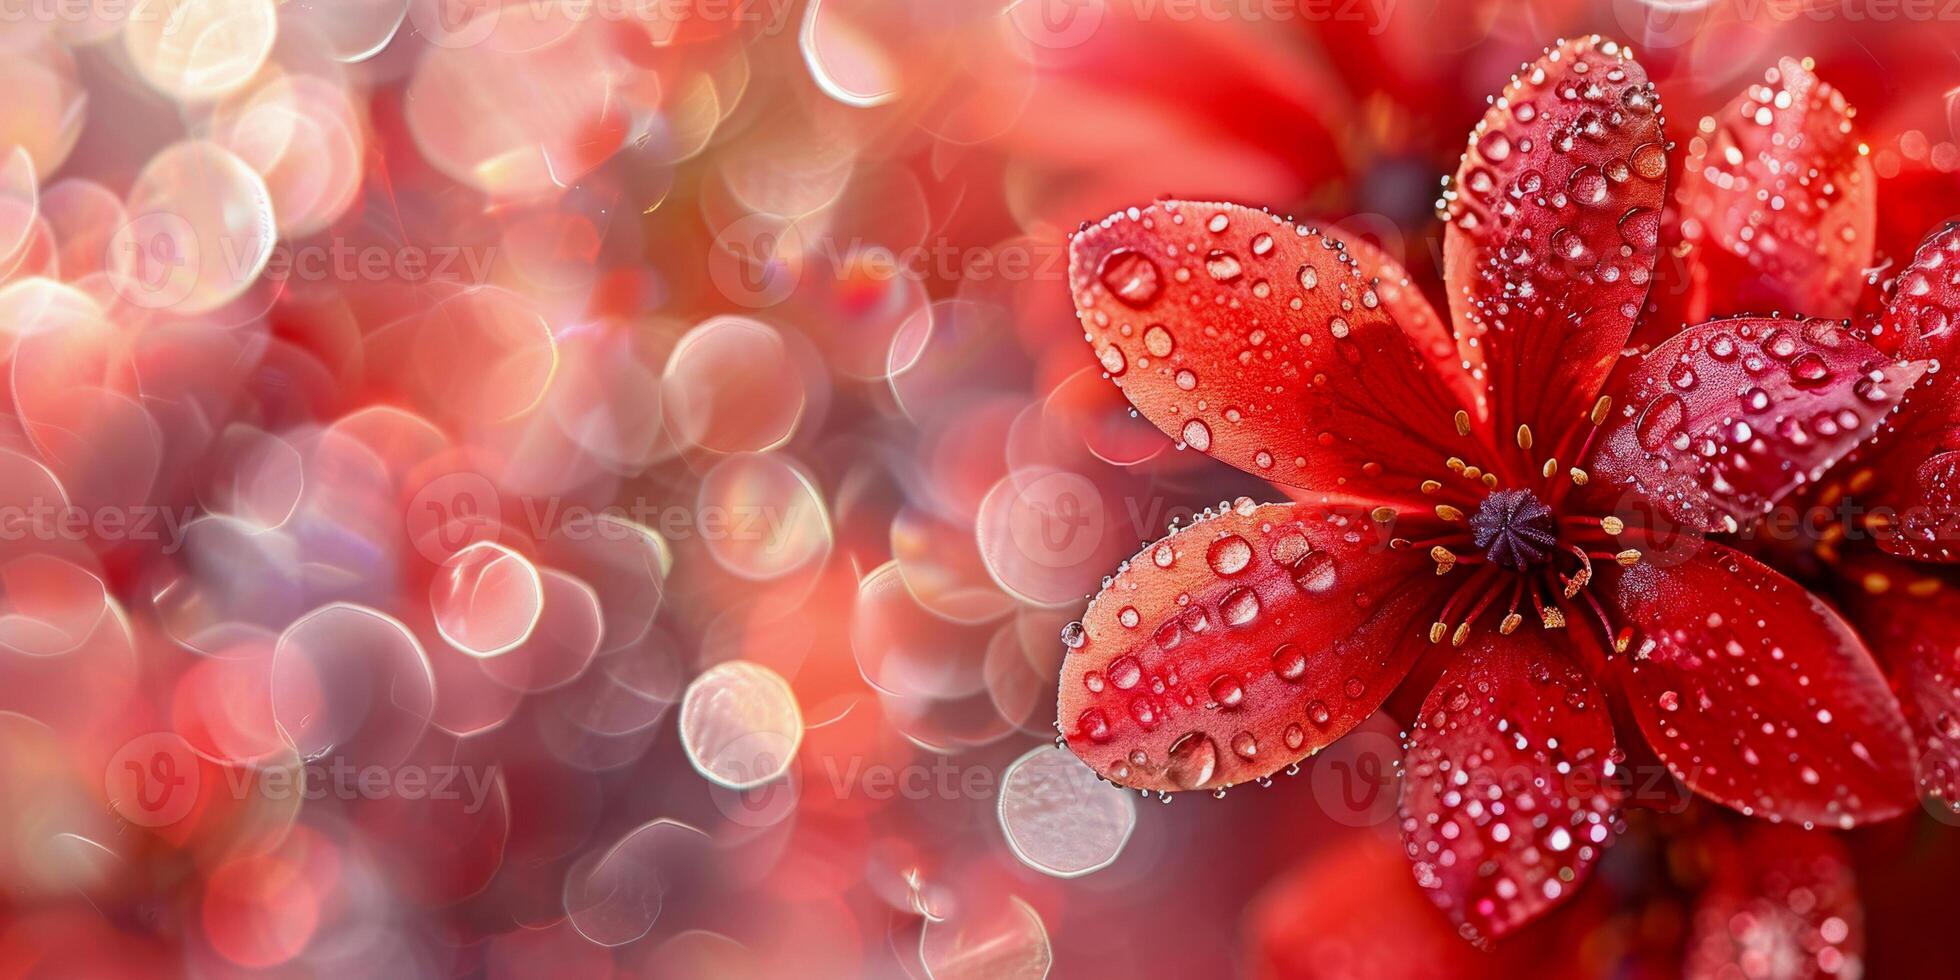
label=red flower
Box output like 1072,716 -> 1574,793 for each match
1796,220 -> 1960,808
1055,36 -> 1927,944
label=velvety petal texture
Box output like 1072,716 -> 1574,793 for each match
1057,500 -> 1433,792
1440,35 -> 1666,450
1615,543 -> 1916,826
1591,317 -> 1924,532
1676,58 -> 1876,321
1399,630 -> 1619,947
1067,201 -> 1469,507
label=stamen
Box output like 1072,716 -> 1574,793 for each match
1599,516 -> 1624,535
1541,457 -> 1558,479
1590,396 -> 1612,426
1454,410 -> 1471,436
1430,546 -> 1457,574
1462,466 -> 1482,482
1421,480 -> 1442,494
1429,621 -> 1448,644
1515,425 -> 1533,450
1481,473 -> 1498,489
1500,612 -> 1524,634
1561,545 -> 1594,598
1532,592 -> 1567,629
1615,549 -> 1642,566
1568,467 -> 1589,486
1447,457 -> 1466,474
1435,504 -> 1466,523
1370,506 -> 1396,523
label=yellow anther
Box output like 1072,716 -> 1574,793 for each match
1569,467 -> 1590,486
1615,549 -> 1642,567
1539,605 -> 1568,629
1590,396 -> 1612,425
1541,457 -> 1558,479
1454,410 -> 1471,436
1429,621 -> 1448,644
1600,516 -> 1625,535
1499,612 -> 1523,635
1430,546 -> 1457,573
1516,425 -> 1533,450
1421,480 -> 1443,494
1436,504 -> 1466,522
1447,457 -> 1467,474
1481,473 -> 1498,489
1371,506 -> 1397,522
1451,622 -> 1471,647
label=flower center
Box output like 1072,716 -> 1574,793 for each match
1396,404 -> 1643,655
1470,489 -> 1556,570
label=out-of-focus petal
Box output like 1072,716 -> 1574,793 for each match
1440,35 -> 1666,450
1400,629 -> 1619,947
1068,200 -> 1470,508
1591,317 -> 1923,532
1058,499 -> 1433,793
1836,556 -> 1960,813
1676,58 -> 1875,320
1615,542 -> 1916,826
1683,822 -> 1864,980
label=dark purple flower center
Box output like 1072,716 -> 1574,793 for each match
1471,488 -> 1558,570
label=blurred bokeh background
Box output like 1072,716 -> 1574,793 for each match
2,0 -> 1959,976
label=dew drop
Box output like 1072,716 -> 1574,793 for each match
1098,248 -> 1161,307
1207,534 -> 1253,575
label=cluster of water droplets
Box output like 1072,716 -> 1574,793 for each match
1599,316 -> 1917,529
1078,200 -> 1394,477
1437,36 -> 1665,348
1400,655 -> 1620,943
1057,497 -> 1386,794
1679,57 -> 1869,297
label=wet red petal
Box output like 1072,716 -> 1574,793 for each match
1855,224 -> 1960,561
1400,629 -> 1619,947
1677,58 -> 1875,320
1590,316 -> 1925,532
1340,232 -> 1487,422
1067,201 -> 1469,508
1057,499 -> 1433,792
1683,822 -> 1863,980
1614,542 -> 1916,825
1836,557 -> 1960,813
1440,36 -> 1666,451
